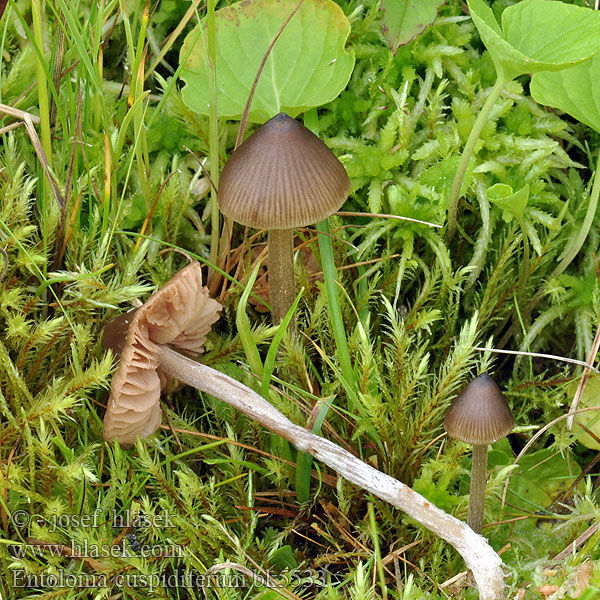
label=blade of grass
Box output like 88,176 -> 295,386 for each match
260,288 -> 304,399
236,263 -> 265,378
316,218 -> 356,400
31,0 -> 52,167
368,502 -> 388,600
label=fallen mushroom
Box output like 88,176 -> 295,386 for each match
444,373 -> 514,534
102,265 -> 505,599
218,112 -> 350,323
102,262 -> 222,445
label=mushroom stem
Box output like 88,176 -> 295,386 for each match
268,228 -> 295,324
468,443 -> 489,534
157,345 -> 505,600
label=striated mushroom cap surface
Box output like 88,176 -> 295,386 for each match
444,373 -> 514,445
218,113 -> 350,230
103,262 -> 221,445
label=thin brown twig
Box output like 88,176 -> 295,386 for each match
217,0 -> 306,294
235,0 -> 305,149
550,522 -> 598,562
184,145 -> 217,194
567,322 -> 600,429
22,115 -> 64,208
501,406 -> 600,507
53,83 -> 83,270
0,247 -> 8,281
557,443 -> 600,505
0,121 -> 25,135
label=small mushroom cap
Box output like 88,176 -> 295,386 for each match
218,112 -> 350,230
444,373 -> 514,445
103,262 -> 222,445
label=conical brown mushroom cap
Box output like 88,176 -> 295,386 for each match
218,113 -> 350,230
103,262 -> 222,445
444,373 -> 514,445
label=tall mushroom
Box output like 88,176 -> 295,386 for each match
444,373 -> 514,534
102,262 -> 222,445
218,112 -> 350,323
101,266 -> 505,599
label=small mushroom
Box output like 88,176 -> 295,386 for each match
102,262 -> 222,445
218,112 -> 350,323
444,373 -> 514,534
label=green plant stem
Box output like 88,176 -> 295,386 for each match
316,219 -> 355,392
447,77 -> 507,242
268,228 -> 295,324
31,0 -> 52,167
468,443 -> 488,534
207,0 -> 220,287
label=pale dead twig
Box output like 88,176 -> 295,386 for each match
337,211 -> 442,228
159,347 -> 506,600
0,104 -> 64,209
474,346 -> 600,376
0,103 -> 41,124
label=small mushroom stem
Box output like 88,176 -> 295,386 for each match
268,228 -> 295,324
157,346 -> 505,600
468,444 -> 489,534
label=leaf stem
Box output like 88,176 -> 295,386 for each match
207,0 -> 220,289
447,77 -> 507,241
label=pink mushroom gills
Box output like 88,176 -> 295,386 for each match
218,112 -> 350,323
444,373 -> 514,534
101,263 -> 506,599
102,262 -> 222,445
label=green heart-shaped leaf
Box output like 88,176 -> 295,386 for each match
486,183 -> 529,222
489,441 -> 582,511
531,54 -> 600,134
380,0 -> 444,54
468,0 -> 600,81
179,0 -> 355,123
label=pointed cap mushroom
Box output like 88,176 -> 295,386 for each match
218,112 -> 350,230
103,262 -> 222,445
444,373 -> 514,445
